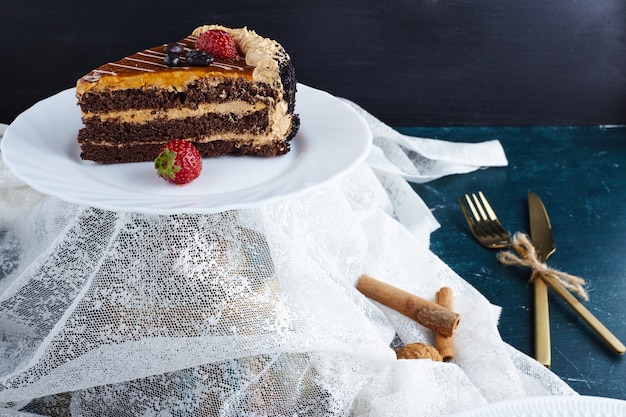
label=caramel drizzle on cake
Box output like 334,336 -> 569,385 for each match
77,36 -> 254,91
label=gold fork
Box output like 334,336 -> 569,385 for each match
457,191 -> 551,366
457,191 -> 510,249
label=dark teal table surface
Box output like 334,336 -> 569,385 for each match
402,126 -> 626,400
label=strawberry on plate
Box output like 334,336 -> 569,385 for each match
154,139 -> 202,185
196,29 -> 239,61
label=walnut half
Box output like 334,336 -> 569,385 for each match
395,342 -> 443,362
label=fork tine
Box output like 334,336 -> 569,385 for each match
477,191 -> 494,220
464,194 -> 482,222
477,191 -> 508,235
470,193 -> 489,222
457,196 -> 477,228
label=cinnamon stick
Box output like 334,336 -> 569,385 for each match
356,274 -> 460,337
435,287 -> 455,361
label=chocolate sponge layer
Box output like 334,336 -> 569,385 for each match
80,138 -> 291,164
78,78 -> 276,113
79,110 -> 270,144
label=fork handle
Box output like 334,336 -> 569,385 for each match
534,278 -> 551,367
537,272 -> 626,354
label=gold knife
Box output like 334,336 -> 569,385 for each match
528,192 -> 626,355
528,192 -> 554,368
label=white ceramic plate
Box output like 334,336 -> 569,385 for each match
1,84 -> 371,214
450,396 -> 626,417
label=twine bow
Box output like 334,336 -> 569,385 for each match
497,232 -> 589,301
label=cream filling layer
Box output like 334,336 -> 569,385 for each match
81,101 -> 268,123
82,101 -> 294,147
87,131 -> 283,147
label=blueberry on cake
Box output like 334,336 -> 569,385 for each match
76,25 -> 299,164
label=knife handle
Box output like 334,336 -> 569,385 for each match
534,278 -> 551,367
537,272 -> 626,354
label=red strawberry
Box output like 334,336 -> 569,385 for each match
154,140 -> 202,185
196,29 -> 239,61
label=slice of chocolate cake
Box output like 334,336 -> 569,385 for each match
76,25 -> 299,164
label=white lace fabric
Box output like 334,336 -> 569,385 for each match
0,105 -> 573,417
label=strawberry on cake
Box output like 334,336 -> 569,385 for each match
75,25 -> 299,164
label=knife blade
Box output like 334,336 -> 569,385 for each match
528,192 -> 626,355
528,192 -> 554,368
